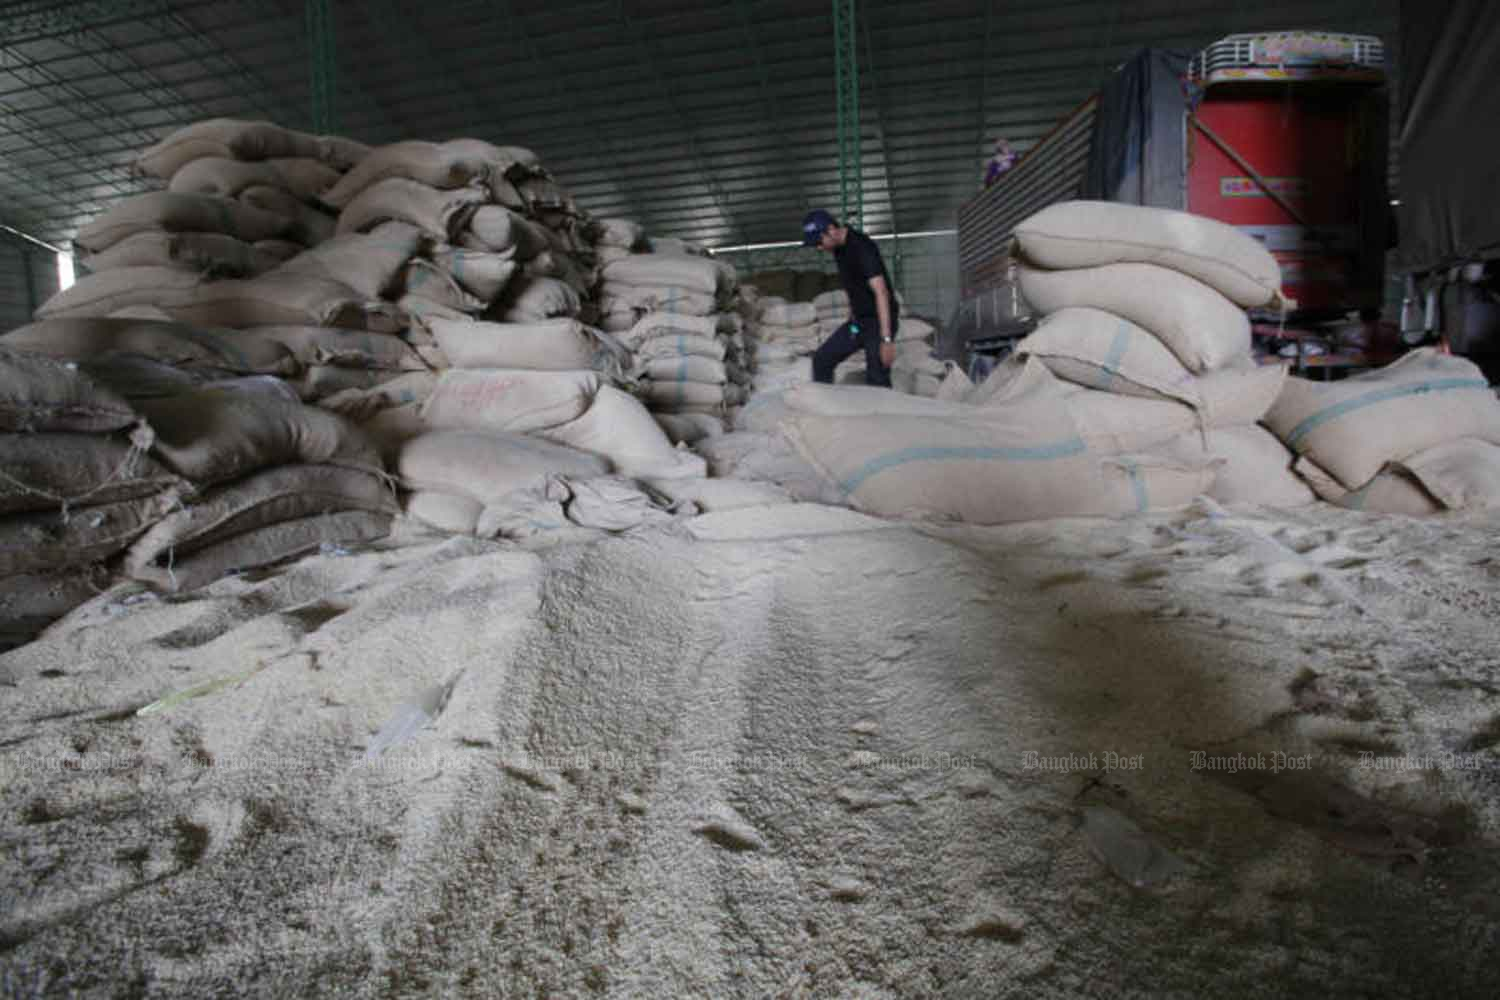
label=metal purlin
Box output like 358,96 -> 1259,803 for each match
833,0 -> 861,229
307,0 -> 336,134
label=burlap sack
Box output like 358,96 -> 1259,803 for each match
1333,468 -> 1443,515
1014,200 -> 1282,308
0,491 -> 181,576
465,206 -> 552,259
75,192 -> 295,253
638,380 -> 725,409
136,119 -> 325,178
246,326 -> 424,371
653,411 -> 725,445
759,300 -> 817,326
430,246 -> 518,302
421,369 -> 600,434
0,348 -> 138,432
292,366 -> 393,403
358,403 -> 427,464
428,318 -> 615,372
635,331 -> 727,362
165,274 -> 407,333
597,284 -> 715,318
319,140 -> 500,209
601,255 -> 730,296
36,267 -> 204,319
3,318 -> 297,375
167,156 -> 341,201
397,260 -> 483,314
624,312 -> 732,350
402,489 -> 484,535
254,239 -> 305,263
395,429 -> 606,502
138,385 -> 382,485
1019,307 -> 1198,405
336,178 -> 486,240
1262,349 -> 1500,490
319,371 -> 437,422
1397,438 -> 1500,510
590,217 -> 644,249
0,432 -> 185,515
1166,425 -> 1314,508
640,356 -> 728,384
319,135 -> 372,170
129,509 -> 390,592
81,231 -> 283,277
1195,362 -> 1287,426
239,185 -> 336,245
1018,261 -> 1251,373
492,276 -> 581,322
782,370 -> 1214,523
538,385 -> 707,480
123,463 -> 392,586
276,221 -> 426,299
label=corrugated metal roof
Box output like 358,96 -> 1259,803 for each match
0,0 -> 1398,250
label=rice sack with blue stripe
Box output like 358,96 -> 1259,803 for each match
1262,349 -> 1500,492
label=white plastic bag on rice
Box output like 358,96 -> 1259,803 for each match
403,489 -> 484,535
0,348 -> 139,432
135,119 -> 324,179
1018,261 -> 1251,372
1262,349 -> 1500,490
428,318 -> 614,372
1019,307 -> 1198,405
1396,438 -> 1500,510
640,356 -> 727,384
493,275 -> 582,322
639,379 -> 725,409
421,369 -> 599,434
395,429 -> 607,502
81,231 -> 283,277
75,192 -> 295,253
539,386 -> 706,479
1014,200 -> 1282,307
3,317 -> 297,375
336,178 -> 486,240
276,221 -> 427,299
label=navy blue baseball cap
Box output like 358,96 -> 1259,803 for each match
801,209 -> 836,246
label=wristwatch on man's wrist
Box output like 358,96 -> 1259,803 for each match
881,334 -> 894,343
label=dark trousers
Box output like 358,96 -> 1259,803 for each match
811,318 -> 896,388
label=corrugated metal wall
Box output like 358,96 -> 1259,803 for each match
0,232 -> 57,333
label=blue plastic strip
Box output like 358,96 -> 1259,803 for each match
839,437 -> 1088,494
1285,378 -> 1490,449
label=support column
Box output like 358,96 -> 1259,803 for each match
307,0 -> 336,133
833,0 -> 861,228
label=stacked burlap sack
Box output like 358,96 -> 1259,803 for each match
377,364 -> 706,538
1262,348 -> 1500,514
588,231 -> 717,333
746,297 -> 818,396
614,310 -> 749,444
0,348 -> 392,639
1000,200 -> 1311,509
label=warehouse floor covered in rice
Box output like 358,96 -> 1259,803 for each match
3,1 -> 1498,997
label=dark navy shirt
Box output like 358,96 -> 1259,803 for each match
834,228 -> 899,324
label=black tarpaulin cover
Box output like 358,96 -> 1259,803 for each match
1082,48 -> 1190,210
1398,0 -> 1500,270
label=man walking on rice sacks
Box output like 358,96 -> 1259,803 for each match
801,209 -> 900,388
